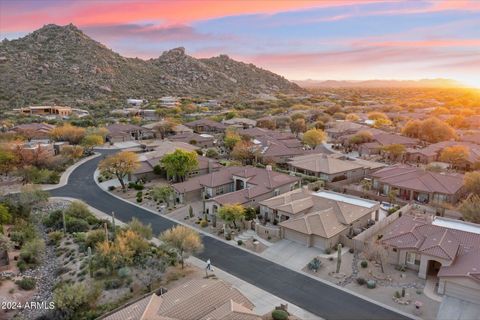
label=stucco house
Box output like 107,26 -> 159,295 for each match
185,119 -> 226,134
370,165 -> 466,204
259,188 -> 380,250
132,141 -> 221,180
172,166 -> 300,215
288,153 -> 385,182
102,279 -> 260,320
380,214 -> 480,303
106,124 -> 154,142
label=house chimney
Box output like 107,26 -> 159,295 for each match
266,165 -> 272,171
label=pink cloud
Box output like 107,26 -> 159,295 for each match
0,0 -> 378,32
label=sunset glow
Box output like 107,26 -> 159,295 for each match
1,0 -> 479,84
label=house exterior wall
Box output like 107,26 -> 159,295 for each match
283,229 -> 309,246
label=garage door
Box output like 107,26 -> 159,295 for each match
445,281 -> 480,304
283,229 -> 308,246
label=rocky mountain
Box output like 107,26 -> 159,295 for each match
0,24 -> 302,108
294,79 -> 465,88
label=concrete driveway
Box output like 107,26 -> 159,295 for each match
260,240 -> 322,270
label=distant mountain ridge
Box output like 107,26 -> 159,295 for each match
294,79 -> 466,88
0,24 -> 302,108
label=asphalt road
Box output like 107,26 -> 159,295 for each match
50,151 -> 412,320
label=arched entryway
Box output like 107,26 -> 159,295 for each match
428,260 -> 442,276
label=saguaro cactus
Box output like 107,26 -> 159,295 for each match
111,211 -> 116,239
87,246 -> 93,277
336,243 -> 342,273
62,211 -> 67,233
104,222 -> 109,242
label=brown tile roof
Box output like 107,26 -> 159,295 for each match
263,188 -> 377,234
104,279 -> 258,320
409,141 -> 480,164
280,208 -> 348,239
11,123 -> 55,134
172,166 -> 299,194
186,119 -> 226,130
288,153 -> 364,174
107,123 -> 150,135
169,132 -> 214,144
372,132 -> 418,146
382,215 -> 480,281
371,165 -> 464,195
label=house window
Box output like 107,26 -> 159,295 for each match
216,186 -> 224,195
406,252 -> 416,265
273,188 -> 280,196
392,248 -> 397,252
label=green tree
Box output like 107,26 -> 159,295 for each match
224,130 -> 241,150
464,171 -> 480,195
150,186 -> 174,207
99,151 -> 140,190
161,149 -> 199,182
439,145 -> 470,169
382,144 -> 406,161
81,134 -> 103,154
0,148 -> 17,175
0,204 -> 11,225
160,225 -> 203,269
290,118 -> 306,137
218,204 -> 245,228
302,129 -> 327,149
459,195 -> 480,223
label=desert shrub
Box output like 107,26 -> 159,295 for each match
48,231 -> 64,245
349,248 -> 354,254
104,279 -> 122,290
19,239 -> 45,268
356,277 -> 366,285
17,260 -> 27,273
308,257 -> 321,272
394,291 -> 401,298
16,277 -> 36,290
85,229 -> 106,248
324,248 -> 331,254
225,234 -> 232,241
360,260 -> 368,268
272,309 -> 289,320
43,210 -> 64,230
66,218 -> 89,233
117,267 -> 130,279
200,220 -> 208,228
108,186 -> 116,191
53,282 -> 99,314
237,240 -> 243,246
127,218 -> 153,239
65,201 -> 92,219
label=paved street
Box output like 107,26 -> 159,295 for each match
50,151 -> 413,320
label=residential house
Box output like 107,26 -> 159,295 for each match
357,132 -> 418,157
132,141 -> 221,180
380,214 -> 480,303
406,141 -> 480,169
169,132 -> 216,149
325,121 -> 368,140
102,279 -> 261,320
370,165 -> 465,204
106,124 -> 154,142
172,166 -> 300,215
223,117 -> 257,129
458,131 -> 480,145
236,127 -> 314,164
259,188 -> 380,250
14,106 -> 89,118
10,123 -> 55,140
288,153 -> 385,182
185,119 -> 226,134
159,96 -> 180,108
142,121 -> 194,136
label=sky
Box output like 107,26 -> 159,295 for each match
1,0 -> 479,86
